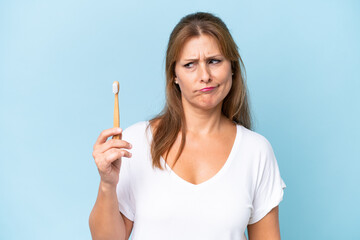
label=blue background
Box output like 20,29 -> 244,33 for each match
1,0 -> 359,239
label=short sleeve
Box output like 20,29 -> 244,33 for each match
248,139 -> 286,225
115,130 -> 135,221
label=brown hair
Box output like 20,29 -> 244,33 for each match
147,12 -> 252,170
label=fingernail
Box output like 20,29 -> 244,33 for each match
117,128 -> 122,132
129,152 -> 132,157
129,143 -> 132,148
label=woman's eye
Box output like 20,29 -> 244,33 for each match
209,59 -> 221,64
184,62 -> 194,68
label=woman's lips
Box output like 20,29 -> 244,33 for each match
199,87 -> 216,92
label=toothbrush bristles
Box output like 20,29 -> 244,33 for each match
112,81 -> 119,94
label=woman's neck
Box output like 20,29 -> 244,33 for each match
182,101 -> 229,136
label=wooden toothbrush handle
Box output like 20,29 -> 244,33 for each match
113,93 -> 120,139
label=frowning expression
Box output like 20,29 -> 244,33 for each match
174,34 -> 233,111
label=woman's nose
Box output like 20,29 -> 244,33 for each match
199,63 -> 211,83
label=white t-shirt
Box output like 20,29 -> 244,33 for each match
116,121 -> 286,240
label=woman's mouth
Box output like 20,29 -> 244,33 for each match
199,87 -> 216,92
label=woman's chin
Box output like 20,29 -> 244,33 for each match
193,100 -> 223,111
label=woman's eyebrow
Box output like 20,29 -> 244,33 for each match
183,54 -> 223,62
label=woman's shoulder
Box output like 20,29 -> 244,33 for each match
123,121 -> 148,132
237,124 -> 273,153
122,121 -> 150,141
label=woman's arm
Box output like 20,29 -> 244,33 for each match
89,128 -> 134,240
89,182 -> 128,240
247,206 -> 281,240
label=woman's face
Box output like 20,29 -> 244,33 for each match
174,34 -> 233,111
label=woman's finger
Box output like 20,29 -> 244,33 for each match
98,139 -> 132,153
95,148 -> 131,172
104,149 -> 132,164
94,128 -> 122,146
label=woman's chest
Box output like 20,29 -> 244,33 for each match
132,167 -> 253,236
164,133 -> 235,186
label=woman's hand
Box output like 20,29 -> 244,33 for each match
92,128 -> 132,189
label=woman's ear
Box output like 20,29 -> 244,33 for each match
174,75 -> 180,84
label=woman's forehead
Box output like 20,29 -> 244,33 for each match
177,35 -> 223,60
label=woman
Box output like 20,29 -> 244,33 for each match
89,12 -> 286,240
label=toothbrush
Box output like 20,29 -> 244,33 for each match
112,81 -> 120,139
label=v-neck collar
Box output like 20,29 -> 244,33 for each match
147,121 -> 242,189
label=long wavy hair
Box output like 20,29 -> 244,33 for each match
147,12 -> 252,170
